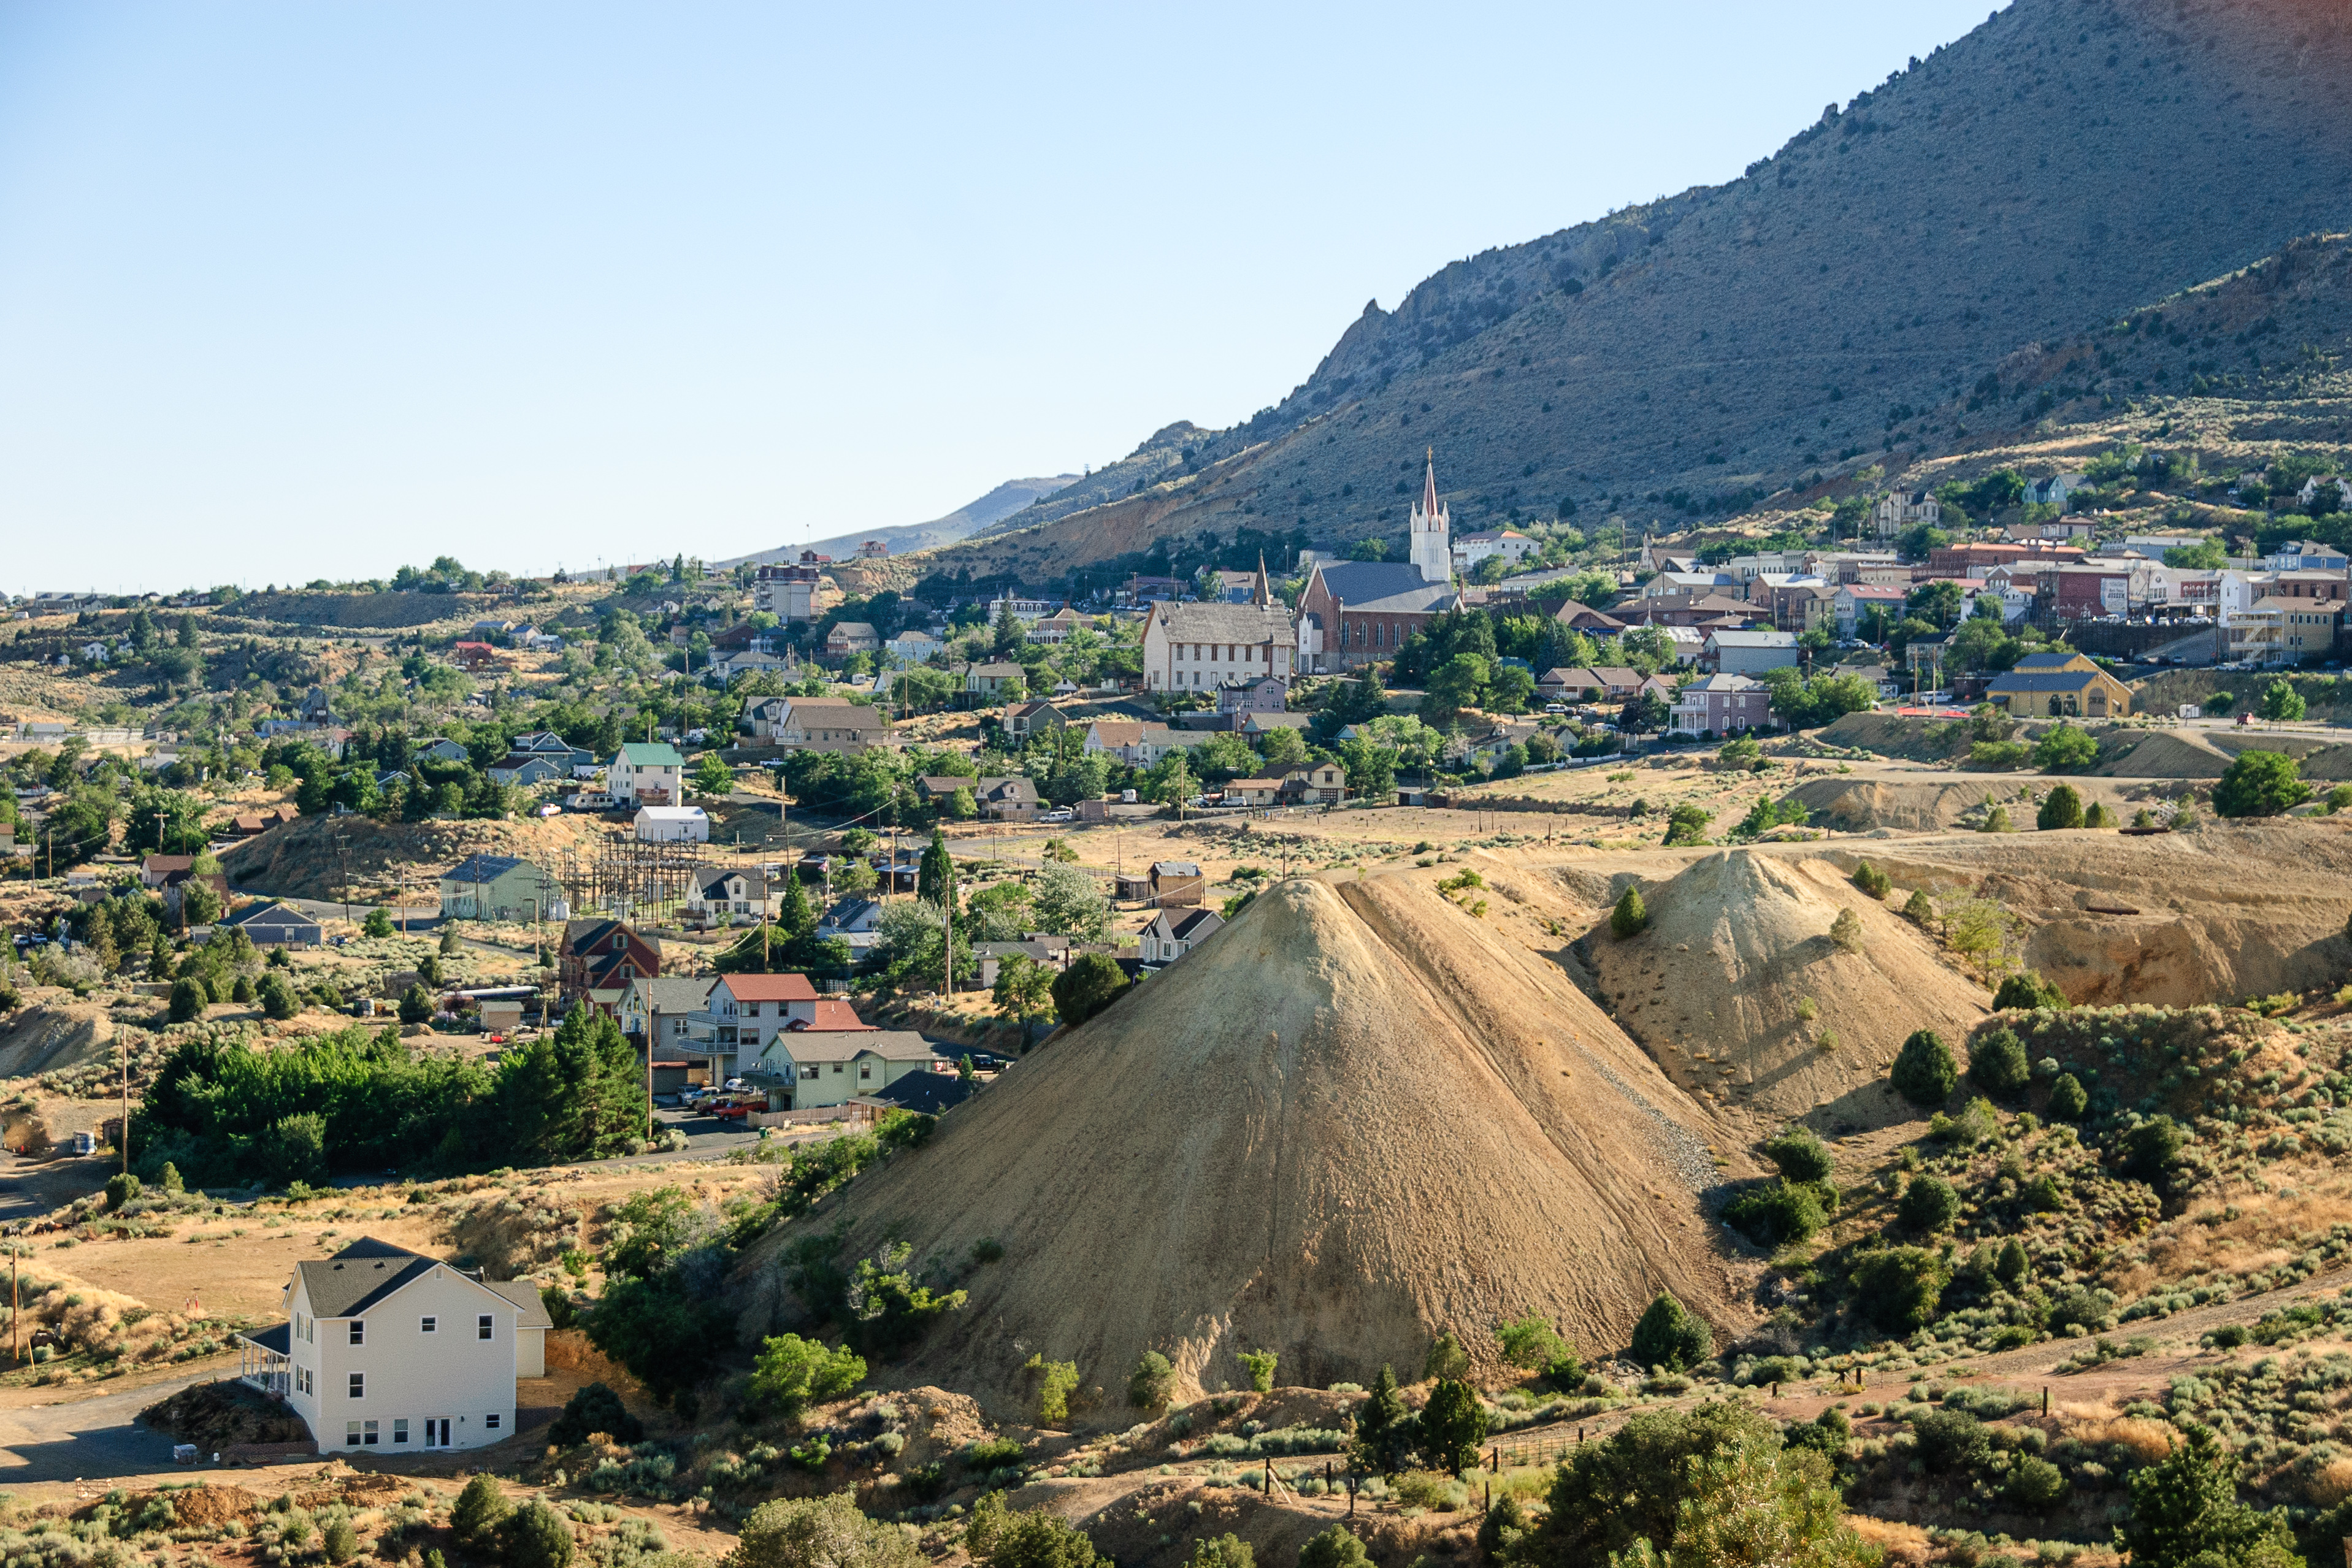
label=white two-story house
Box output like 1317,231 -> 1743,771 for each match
607,743 -> 685,806
235,1238 -> 551,1454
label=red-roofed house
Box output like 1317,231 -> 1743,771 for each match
451,642 -> 506,672
683,971 -> 825,1079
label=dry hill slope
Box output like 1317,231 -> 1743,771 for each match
740,874 -> 1742,1412
1583,851 -> 1990,1126
921,0 -> 2352,581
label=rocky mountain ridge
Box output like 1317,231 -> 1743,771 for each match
913,0 -> 2352,585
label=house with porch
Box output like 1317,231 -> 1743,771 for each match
1668,673 -> 1774,736
1281,763 -> 1348,805
607,743 -> 684,806
683,973 -> 871,1081
617,976 -> 716,1065
233,1237 -> 550,1455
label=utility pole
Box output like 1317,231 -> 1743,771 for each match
333,833 -> 351,931
118,1031 -> 129,1176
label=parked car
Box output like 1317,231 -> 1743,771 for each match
1040,808 -> 1074,823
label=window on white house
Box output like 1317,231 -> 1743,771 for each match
394,1418 -> 410,1444
362,1420 -> 379,1446
485,1413 -> 502,1431
346,1421 -> 362,1447
478,1315 -> 494,1341
349,1320 -> 364,1345
349,1372 -> 365,1399
420,1316 -> 437,1334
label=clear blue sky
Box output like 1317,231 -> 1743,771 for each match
0,2 -> 2004,592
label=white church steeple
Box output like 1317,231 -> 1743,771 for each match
1408,447 -> 1452,583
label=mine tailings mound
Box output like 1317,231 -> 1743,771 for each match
1585,849 -> 1990,1128
738,874 -> 1735,1415
1827,821 -> 2352,1008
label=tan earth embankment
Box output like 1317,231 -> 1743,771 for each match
1787,774 -> 2175,832
0,998 -> 119,1079
1817,820 -> 2352,1007
737,873 -> 1742,1418
221,811 -> 615,902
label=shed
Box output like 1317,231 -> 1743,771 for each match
1147,861 -> 1205,908
634,805 -> 710,843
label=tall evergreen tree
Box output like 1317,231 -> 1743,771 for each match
919,828 -> 957,909
1349,1364 -> 1417,1477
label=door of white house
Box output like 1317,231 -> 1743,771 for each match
422,1417 -> 452,1449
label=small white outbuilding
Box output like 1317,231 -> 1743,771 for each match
634,805 -> 710,843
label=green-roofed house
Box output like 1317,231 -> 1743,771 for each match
608,742 -> 686,807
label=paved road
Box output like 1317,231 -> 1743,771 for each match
0,1369 -> 209,1483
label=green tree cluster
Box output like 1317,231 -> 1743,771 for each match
2215,750 -> 2312,818
133,1006 -> 648,1186
1509,1402 -> 1871,1568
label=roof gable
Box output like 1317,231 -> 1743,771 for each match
295,1237 -> 521,1320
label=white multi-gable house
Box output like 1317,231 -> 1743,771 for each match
236,1238 -> 550,1454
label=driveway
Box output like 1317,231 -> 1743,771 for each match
0,1369 -> 209,1483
